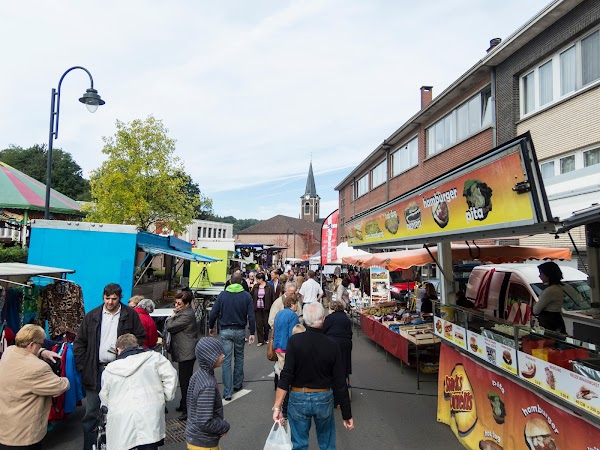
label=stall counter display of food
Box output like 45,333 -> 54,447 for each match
435,304 -> 600,424
359,304 -> 440,389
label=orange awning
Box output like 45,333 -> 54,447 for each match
342,244 -> 571,271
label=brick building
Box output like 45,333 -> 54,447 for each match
335,0 -> 600,267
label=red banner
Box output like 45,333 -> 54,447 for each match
438,344 -> 600,449
321,210 -> 338,265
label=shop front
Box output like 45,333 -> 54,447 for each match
343,134 -> 600,448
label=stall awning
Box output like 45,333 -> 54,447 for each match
342,244 -> 571,271
139,245 -> 220,263
0,262 -> 75,277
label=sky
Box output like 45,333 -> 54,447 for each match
0,0 -> 551,220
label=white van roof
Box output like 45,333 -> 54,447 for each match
471,264 -> 588,283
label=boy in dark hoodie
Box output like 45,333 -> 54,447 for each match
186,337 -> 230,450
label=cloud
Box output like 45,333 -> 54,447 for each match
0,0 -> 550,220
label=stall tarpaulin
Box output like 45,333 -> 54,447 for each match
438,344 -> 600,449
342,244 -> 571,270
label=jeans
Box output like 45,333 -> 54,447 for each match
220,328 -> 246,398
0,443 -> 42,450
82,386 -> 101,450
288,390 -> 335,450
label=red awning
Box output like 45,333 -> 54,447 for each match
342,244 -> 571,271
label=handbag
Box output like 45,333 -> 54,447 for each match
267,326 -> 278,362
263,422 -> 292,450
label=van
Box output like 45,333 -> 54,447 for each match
465,264 -> 593,335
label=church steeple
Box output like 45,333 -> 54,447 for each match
300,161 -> 320,222
304,161 -> 317,197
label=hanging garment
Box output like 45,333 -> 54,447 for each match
0,287 -> 6,322
40,282 -> 85,338
22,285 -> 41,326
5,288 -> 22,333
64,343 -> 84,414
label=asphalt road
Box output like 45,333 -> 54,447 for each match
42,325 -> 463,450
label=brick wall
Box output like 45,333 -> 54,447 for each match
496,0 -> 600,145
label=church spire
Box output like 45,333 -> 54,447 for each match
304,161 -> 317,197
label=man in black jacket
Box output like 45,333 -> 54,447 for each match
73,283 -> 145,450
272,302 -> 354,449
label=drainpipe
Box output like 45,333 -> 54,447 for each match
490,67 -> 497,147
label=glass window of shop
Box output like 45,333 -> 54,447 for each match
584,147 -> 600,167
560,155 -> 575,174
371,160 -> 387,189
391,136 -> 418,177
520,26 -> 600,117
426,89 -> 489,157
541,161 -> 555,179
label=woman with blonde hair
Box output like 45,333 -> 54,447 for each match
0,324 -> 70,449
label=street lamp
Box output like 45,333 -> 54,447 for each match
286,226 -> 296,259
44,66 -> 105,219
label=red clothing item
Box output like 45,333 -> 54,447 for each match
134,307 -> 158,348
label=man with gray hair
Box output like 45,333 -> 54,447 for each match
209,273 -> 255,401
269,281 -> 303,328
272,303 -> 354,449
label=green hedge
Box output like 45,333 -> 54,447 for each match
0,245 -> 28,263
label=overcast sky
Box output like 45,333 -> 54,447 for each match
0,0 -> 551,220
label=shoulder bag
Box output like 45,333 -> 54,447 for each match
267,325 -> 278,361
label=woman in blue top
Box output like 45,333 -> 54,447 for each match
273,293 -> 300,419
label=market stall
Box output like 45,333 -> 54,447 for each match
342,133 -> 600,448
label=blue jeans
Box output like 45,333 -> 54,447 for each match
288,390 -> 335,450
220,328 -> 246,398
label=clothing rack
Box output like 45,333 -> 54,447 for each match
0,278 -> 31,287
35,275 -> 74,283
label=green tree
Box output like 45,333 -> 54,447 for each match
0,144 -> 91,200
176,170 -> 214,220
85,116 -> 199,234
209,215 -> 260,235
0,244 -> 28,263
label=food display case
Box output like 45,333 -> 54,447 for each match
435,304 -> 600,449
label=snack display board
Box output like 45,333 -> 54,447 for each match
517,351 -> 600,417
438,344 -> 600,449
435,317 -> 519,377
370,267 -> 390,302
345,134 -> 554,247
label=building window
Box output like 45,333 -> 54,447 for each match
371,160 -> 387,188
584,148 -> 600,167
539,61 -> 553,106
356,174 -> 368,197
541,161 -> 555,179
315,202 -> 319,216
426,89 -> 490,156
304,202 -> 310,214
391,136 -> 418,177
560,155 -> 575,174
582,30 -> 600,86
520,27 -> 600,117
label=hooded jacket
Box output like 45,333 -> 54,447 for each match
134,306 -> 158,348
99,347 -> 177,450
186,337 -> 230,448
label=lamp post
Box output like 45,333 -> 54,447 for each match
44,66 -> 105,220
286,226 -> 296,259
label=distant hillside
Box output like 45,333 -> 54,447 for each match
208,215 -> 260,235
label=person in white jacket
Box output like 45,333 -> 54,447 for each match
99,333 -> 178,450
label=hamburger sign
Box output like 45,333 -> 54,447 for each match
345,134 -> 553,247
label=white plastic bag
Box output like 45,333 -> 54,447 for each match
263,422 -> 292,450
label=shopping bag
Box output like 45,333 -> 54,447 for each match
263,422 -> 292,450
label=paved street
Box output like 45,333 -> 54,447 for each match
43,326 -> 463,450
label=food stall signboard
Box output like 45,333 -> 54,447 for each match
370,267 -> 390,302
346,134 -> 554,246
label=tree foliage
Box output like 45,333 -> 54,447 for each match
176,170 -> 214,220
208,215 -> 260,235
85,116 -> 201,234
0,144 -> 91,201
0,244 -> 28,263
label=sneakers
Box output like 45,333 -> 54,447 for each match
257,343 -> 263,347
178,413 -> 187,421
223,396 -> 232,401
265,340 -> 269,344
234,385 -> 243,392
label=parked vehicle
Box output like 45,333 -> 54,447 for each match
389,270 -> 418,301
465,263 -> 593,336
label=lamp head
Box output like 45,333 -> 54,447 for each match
79,88 -> 105,113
